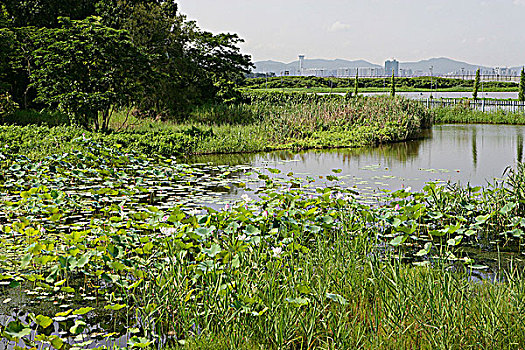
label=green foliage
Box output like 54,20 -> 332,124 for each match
2,0 -> 95,27
2,138 -> 525,348
0,125 -> 198,158
1,0 -> 253,120
2,109 -> 69,126
433,105 -> 525,125
391,69 -> 396,97
0,28 -> 15,93
354,69 -> 359,96
0,93 -> 18,119
243,75 -> 518,91
1,94 -> 432,159
213,79 -> 244,105
473,68 -> 481,100
30,17 -> 151,130
518,68 -> 525,101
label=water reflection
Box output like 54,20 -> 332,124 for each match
185,124 -> 525,193
518,132 -> 523,163
472,127 -> 477,169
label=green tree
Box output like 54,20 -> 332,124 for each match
0,29 -> 15,93
2,0 -> 253,119
0,3 -> 12,27
30,17 -> 151,130
473,68 -> 480,100
390,70 -> 396,97
354,68 -> 359,96
2,0 -> 95,27
518,67 -> 525,101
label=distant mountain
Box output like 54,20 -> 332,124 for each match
399,57 -> 490,75
254,57 -> 523,76
254,59 -> 381,74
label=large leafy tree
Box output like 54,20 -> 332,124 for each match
1,0 -> 253,120
103,1 -> 253,115
3,0 -> 96,27
30,17 -> 151,130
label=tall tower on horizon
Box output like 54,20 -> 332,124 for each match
299,55 -> 305,75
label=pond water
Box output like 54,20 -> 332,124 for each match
186,124 -> 525,202
362,91 -> 519,99
2,124 -> 524,349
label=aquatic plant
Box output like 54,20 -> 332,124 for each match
2,138 -> 525,348
0,94 -> 432,160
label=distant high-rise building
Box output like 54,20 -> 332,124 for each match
298,55 -> 305,75
385,59 -> 399,76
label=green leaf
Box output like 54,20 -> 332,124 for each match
415,242 -> 432,257
70,320 -> 86,335
4,320 -> 32,338
49,335 -> 64,349
20,253 -> 33,269
72,307 -> 94,315
143,241 -> 154,254
285,297 -> 309,307
475,214 -> 491,225
390,234 -> 408,247
326,293 -> 348,305
76,254 -> 90,268
244,224 -> 260,236
447,236 -> 463,246
35,315 -> 53,329
203,244 -> 222,258
55,309 -> 72,317
49,213 -> 62,222
129,336 -> 153,348
500,202 -> 517,215
104,303 -> 127,311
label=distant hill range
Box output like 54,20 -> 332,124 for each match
254,57 -> 524,76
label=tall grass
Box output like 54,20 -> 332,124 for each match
154,206 -> 525,349
434,105 -> 525,124
1,95 -> 433,159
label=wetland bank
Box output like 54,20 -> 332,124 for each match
3,1 -> 525,348
3,94 -> 525,349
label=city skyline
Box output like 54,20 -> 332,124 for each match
178,0 -> 525,68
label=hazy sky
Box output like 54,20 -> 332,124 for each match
178,0 -> 525,67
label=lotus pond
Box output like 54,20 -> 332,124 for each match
2,130 -> 525,349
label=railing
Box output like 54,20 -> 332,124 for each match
419,98 -> 525,113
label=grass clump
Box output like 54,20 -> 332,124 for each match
434,105 -> 525,124
0,94 -> 433,159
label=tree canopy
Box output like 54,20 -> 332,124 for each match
0,0 -> 253,127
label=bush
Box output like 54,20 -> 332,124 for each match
0,93 -> 18,120
0,125 -> 197,159
2,109 -> 69,126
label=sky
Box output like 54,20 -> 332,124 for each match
178,0 -> 525,67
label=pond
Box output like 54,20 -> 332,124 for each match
362,91 -> 519,99
185,124 -> 525,202
2,123 -> 525,349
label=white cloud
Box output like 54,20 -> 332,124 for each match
513,0 -> 525,6
328,21 -> 351,32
